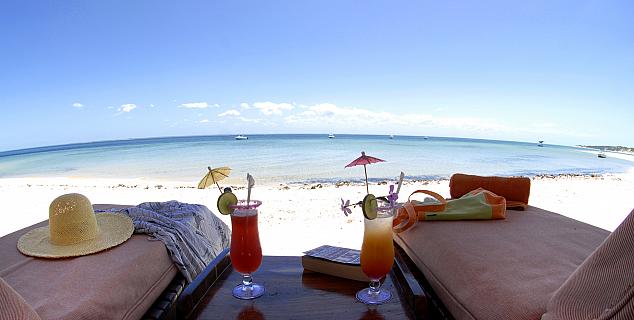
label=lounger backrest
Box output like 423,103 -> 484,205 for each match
542,209 -> 634,320
449,173 -> 531,209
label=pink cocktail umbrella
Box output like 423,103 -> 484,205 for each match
345,151 -> 385,194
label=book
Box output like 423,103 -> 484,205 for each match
301,245 -> 369,282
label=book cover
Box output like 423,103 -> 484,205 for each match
302,245 -> 369,282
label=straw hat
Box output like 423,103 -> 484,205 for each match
17,193 -> 134,259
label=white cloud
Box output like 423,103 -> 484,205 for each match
178,102 -> 210,109
284,103 -> 508,132
527,122 -> 589,138
238,117 -> 261,123
253,101 -> 294,116
72,102 -> 84,108
240,102 -> 250,109
199,119 -> 209,123
118,104 -> 137,113
218,109 -> 241,117
213,103 -> 220,108
150,104 -> 155,108
530,122 -> 557,129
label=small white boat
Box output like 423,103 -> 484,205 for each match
423,136 -> 429,140
389,135 -> 394,139
235,135 -> 248,140
598,152 -> 607,158
328,134 -> 335,139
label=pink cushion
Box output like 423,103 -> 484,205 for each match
0,277 -> 41,320
395,206 -> 608,320
542,209 -> 634,320
0,220 -> 177,320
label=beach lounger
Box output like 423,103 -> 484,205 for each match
393,174 -> 634,319
0,204 -> 230,320
394,206 -> 609,319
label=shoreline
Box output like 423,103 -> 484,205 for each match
2,173 -> 633,255
577,149 -> 634,162
0,171 -> 630,190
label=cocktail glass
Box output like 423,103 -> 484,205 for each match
229,200 -> 264,299
356,203 -> 397,305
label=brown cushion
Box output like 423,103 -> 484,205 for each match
449,173 -> 531,209
542,209 -> 634,320
0,220 -> 177,320
394,206 -> 608,320
0,277 -> 41,320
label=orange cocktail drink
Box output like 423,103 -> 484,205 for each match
356,205 -> 397,305
360,213 -> 395,280
229,200 -> 264,300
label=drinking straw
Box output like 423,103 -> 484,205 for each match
246,173 -> 255,204
396,172 -> 405,195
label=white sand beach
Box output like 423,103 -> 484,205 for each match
1,173 -> 633,256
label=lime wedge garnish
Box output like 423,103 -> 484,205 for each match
362,194 -> 378,220
217,192 -> 238,215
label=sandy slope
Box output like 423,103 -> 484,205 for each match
1,173 -> 633,255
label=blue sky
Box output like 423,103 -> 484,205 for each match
1,0 -> 632,151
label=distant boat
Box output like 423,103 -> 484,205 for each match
328,134 -> 335,139
538,140 -> 544,147
235,135 -> 248,140
598,152 -> 607,158
389,135 -> 394,139
423,136 -> 429,140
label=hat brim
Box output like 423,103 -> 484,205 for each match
17,213 -> 134,259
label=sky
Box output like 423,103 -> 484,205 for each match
0,0 -> 632,151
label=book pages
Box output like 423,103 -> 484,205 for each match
303,245 -> 360,265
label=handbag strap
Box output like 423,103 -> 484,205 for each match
393,190 -> 448,233
393,201 -> 417,233
408,190 -> 447,215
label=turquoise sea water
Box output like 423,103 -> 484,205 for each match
0,135 -> 632,184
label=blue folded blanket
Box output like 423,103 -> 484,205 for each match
103,201 -> 231,283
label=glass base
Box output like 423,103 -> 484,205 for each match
232,283 -> 265,300
356,287 -> 392,305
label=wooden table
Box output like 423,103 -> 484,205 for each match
189,256 -> 417,319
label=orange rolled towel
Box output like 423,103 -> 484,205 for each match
449,173 -> 531,210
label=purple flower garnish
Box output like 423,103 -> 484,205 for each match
340,198 -> 352,216
386,184 -> 399,206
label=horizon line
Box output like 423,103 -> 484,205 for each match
0,133 -> 567,157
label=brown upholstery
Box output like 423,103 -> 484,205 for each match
0,216 -> 178,320
449,173 -> 531,209
0,277 -> 41,320
394,206 -> 609,320
542,209 -> 634,320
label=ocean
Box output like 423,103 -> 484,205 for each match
0,135 -> 632,185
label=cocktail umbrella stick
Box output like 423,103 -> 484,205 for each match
209,167 -> 223,192
364,164 -> 369,194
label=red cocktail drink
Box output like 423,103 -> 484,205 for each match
229,200 -> 264,300
230,210 -> 262,274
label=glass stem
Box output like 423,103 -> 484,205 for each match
369,279 -> 381,295
242,274 -> 253,290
